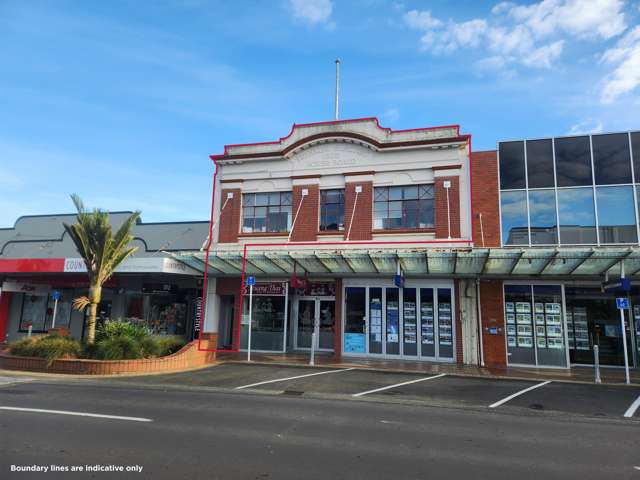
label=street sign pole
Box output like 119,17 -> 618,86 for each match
246,277 -> 255,362
616,297 -> 631,385
247,283 -> 253,362
51,298 -> 59,329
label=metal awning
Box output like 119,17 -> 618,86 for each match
172,247 -> 640,279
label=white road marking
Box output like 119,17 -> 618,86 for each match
0,376 -> 33,386
489,381 -> 551,408
352,373 -> 446,397
0,406 -> 152,422
624,395 -> 640,418
235,368 -> 355,390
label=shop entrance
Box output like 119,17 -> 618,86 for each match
293,297 -> 335,352
343,282 -> 455,362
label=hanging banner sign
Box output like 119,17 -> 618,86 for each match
242,282 -> 286,296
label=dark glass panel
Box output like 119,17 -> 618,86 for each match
632,132 -> 640,181
596,186 -> 637,243
592,133 -> 632,185
526,139 -> 555,188
528,189 -> 558,244
554,136 -> 592,187
499,141 -> 526,190
557,187 -> 596,244
500,190 -> 528,245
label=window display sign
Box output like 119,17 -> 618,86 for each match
242,282 -> 286,296
344,333 -> 366,353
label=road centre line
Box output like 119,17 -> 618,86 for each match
352,373 -> 446,397
623,395 -> 640,418
235,368 -> 355,390
489,381 -> 551,409
0,406 -> 152,422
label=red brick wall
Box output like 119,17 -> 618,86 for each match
0,292 -> 11,343
216,278 -> 242,348
333,278 -> 343,358
218,188 -> 242,243
479,280 -> 506,367
434,176 -> 461,238
291,184 -> 319,242
471,150 -> 500,247
344,182 -> 373,240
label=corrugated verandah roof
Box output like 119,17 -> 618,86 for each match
170,247 -> 640,278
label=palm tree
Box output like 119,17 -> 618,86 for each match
63,194 -> 140,344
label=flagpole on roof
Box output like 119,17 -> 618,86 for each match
334,58 -> 340,121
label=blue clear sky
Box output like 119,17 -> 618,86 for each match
1,0 -> 639,226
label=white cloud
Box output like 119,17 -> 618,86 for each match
403,0 -> 628,71
600,26 -> 640,103
404,10 -> 442,30
567,119 -> 604,135
288,0 -> 333,25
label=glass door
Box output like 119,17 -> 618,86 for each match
295,298 -> 335,351
296,299 -> 315,349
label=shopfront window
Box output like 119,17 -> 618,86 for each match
19,291 -> 73,333
385,288 -> 400,355
504,284 -> 566,367
566,287 -> 633,366
344,287 -> 366,353
320,189 -> 344,231
373,185 -> 434,230
19,295 -> 48,332
241,288 -> 286,351
403,288 -> 417,357
369,288 -> 383,354
420,288 -> 435,357
242,192 -> 292,233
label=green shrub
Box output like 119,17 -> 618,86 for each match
9,335 -> 82,366
94,336 -> 143,360
139,336 -> 161,358
95,320 -> 151,343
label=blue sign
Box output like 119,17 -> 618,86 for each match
621,278 -> 632,292
394,274 -> 404,288
51,290 -> 62,301
616,297 -> 629,309
344,333 -> 366,353
246,276 -> 256,286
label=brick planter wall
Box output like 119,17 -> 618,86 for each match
0,336 -> 217,375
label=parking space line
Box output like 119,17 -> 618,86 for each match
0,406 -> 152,422
489,381 -> 551,409
352,373 -> 446,397
234,368 -> 355,390
623,395 -> 640,418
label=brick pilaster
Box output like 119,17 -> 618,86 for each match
218,188 -> 242,243
291,185 -> 319,242
434,176 -> 461,239
471,151 -> 500,247
344,182 -> 372,240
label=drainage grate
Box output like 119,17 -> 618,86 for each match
282,390 -> 304,396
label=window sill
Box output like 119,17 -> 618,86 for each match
317,230 -> 345,236
372,228 -> 436,234
238,232 -> 289,238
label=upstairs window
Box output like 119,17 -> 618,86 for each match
374,185 -> 434,230
242,192 -> 292,233
320,189 -> 345,231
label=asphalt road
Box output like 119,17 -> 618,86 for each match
0,368 -> 639,479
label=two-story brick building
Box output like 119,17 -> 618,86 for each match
177,120 -> 640,372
